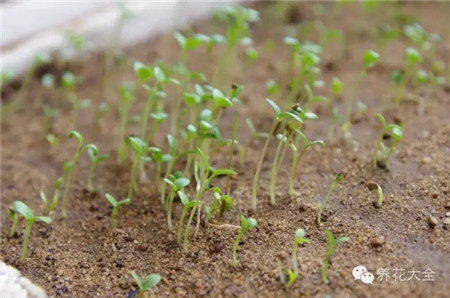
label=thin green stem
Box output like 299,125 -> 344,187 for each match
289,147 -> 307,197
177,207 -> 188,243
20,221 -> 33,263
9,215 -> 18,238
183,205 -> 197,252
111,206 -> 118,228
317,180 -> 338,225
232,228 -> 245,267
269,139 -> 284,205
87,162 -> 96,192
252,120 -> 279,211
166,191 -> 175,231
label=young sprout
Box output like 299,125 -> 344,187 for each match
343,50 -> 380,138
205,187 -> 233,223
61,131 -> 98,217
126,137 -> 150,200
289,130 -> 325,197
93,102 -> 111,131
130,271 -> 161,298
330,77 -> 343,109
238,118 -> 269,166
373,113 -> 403,169
322,230 -> 349,284
42,104 -> 59,135
317,172 -> 345,225
117,82 -> 136,164
46,134 -> 59,152
367,181 -> 384,208
8,207 -> 18,238
40,177 -> 63,215
252,99 -> 303,210
87,147 -> 109,192
12,201 -> 52,263
176,191 -> 201,251
266,79 -> 279,96
232,216 -> 257,267
163,174 -> 190,231
278,228 -> 310,287
393,47 -> 423,106
105,193 -> 130,228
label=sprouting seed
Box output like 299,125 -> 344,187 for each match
130,271 -> 161,298
317,172 -> 345,225
232,216 -> 257,267
367,181 -> 385,208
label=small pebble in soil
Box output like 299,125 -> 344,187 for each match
370,236 -> 385,248
422,156 -> 432,164
428,216 -> 438,228
210,241 -> 224,254
443,218 -> 450,230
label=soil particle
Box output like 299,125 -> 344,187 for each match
370,236 -> 385,248
428,216 -> 439,228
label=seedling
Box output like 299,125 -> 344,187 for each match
373,113 -> 403,169
130,271 -> 161,298
289,130 -> 325,197
61,132 -> 98,217
117,82 -> 136,164
8,207 -> 18,238
238,118 -> 269,166
252,99 -> 303,210
126,137 -> 150,200
367,181 -> 384,208
42,104 -> 59,135
343,50 -> 380,138
266,79 -> 279,96
176,191 -> 201,251
330,77 -> 343,110
163,174 -> 190,231
46,134 -> 60,152
322,230 -> 349,284
317,172 -> 345,225
205,187 -> 233,223
93,102 -> 111,131
277,228 -> 310,287
232,216 -> 257,267
225,114 -> 238,194
105,193 -> 130,228
87,147 -> 109,192
393,47 -> 423,106
12,201 -> 52,263
40,177 -> 63,215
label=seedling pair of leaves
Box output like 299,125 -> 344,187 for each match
61,131 -> 99,217
322,230 -> 349,284
205,186 -> 233,223
177,191 -> 201,251
373,113 -> 403,169
277,229 -> 310,287
130,271 -> 160,298
164,172 -> 190,231
105,194 -> 130,228
232,216 -> 257,267
40,177 -> 63,216
126,136 -> 153,200
11,201 -> 52,263
342,49 -> 380,138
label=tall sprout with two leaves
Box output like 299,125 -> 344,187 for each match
232,216 -> 257,267
40,177 -> 63,215
342,50 -> 380,138
126,137 -> 151,200
61,131 -> 98,217
373,113 -> 403,169
177,191 -> 201,251
105,193 -> 130,229
251,99 -> 303,210
322,230 -> 349,284
12,201 -> 52,263
163,173 -> 190,231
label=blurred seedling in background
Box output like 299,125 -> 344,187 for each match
232,216 -> 257,267
130,271 -> 161,298
176,191 -> 201,251
373,113 -> 403,169
87,147 -> 109,192
12,201 -> 52,264
40,177 -> 63,215
277,228 -> 310,287
342,50 -> 380,138
93,102 -> 111,131
61,131 -> 98,217
322,230 -> 349,284
317,172 -> 345,225
238,118 -> 269,166
46,134 -> 60,153
42,104 -> 59,136
117,82 -> 136,164
393,47 -> 422,106
367,181 -> 385,208
105,193 -> 130,229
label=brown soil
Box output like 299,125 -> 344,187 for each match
1,2 -> 450,298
